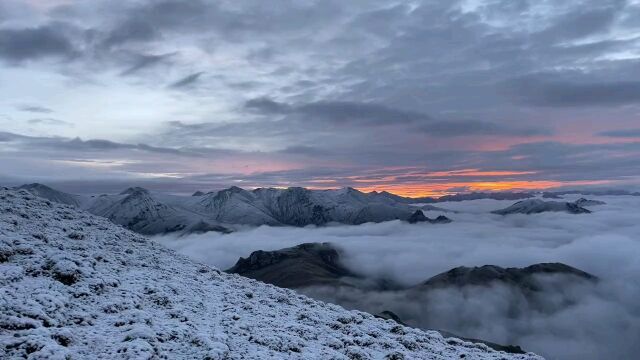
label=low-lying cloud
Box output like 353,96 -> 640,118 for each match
155,195 -> 640,359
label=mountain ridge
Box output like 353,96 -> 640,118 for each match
13,183 -> 454,235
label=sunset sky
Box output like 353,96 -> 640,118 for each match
1,0 -> 640,196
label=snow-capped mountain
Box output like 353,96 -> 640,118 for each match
14,184 -> 452,235
491,199 -> 591,215
16,183 -> 84,207
0,188 -> 541,359
574,198 -> 606,207
85,187 -> 221,235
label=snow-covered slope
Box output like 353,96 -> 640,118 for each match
83,187 -> 224,235
16,183 -> 84,207
0,189 -> 541,359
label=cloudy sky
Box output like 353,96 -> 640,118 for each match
1,0 -> 640,195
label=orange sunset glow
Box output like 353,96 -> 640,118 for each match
352,179 -> 614,198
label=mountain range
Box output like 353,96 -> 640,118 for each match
226,242 -> 596,293
227,242 -> 597,354
14,183 -> 610,236
16,183 -> 458,235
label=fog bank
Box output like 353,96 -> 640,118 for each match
155,195 -> 640,359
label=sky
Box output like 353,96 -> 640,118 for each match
1,0 -> 640,196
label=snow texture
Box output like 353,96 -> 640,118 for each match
0,189 -> 543,359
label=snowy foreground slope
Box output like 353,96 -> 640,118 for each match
0,189 -> 542,359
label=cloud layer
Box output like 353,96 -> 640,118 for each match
155,195 -> 640,359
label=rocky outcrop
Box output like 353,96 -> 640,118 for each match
407,210 -> 452,224
418,263 -> 597,292
226,243 -> 359,288
574,198 -> 606,207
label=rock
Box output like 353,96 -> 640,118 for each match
226,243 -> 358,288
418,262 -> 597,292
407,210 -> 452,224
574,198 -> 605,207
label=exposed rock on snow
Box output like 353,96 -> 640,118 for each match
491,199 -> 591,215
574,198 -> 606,207
407,210 -> 452,224
226,243 -> 359,288
0,189 -> 541,359
417,263 -> 596,292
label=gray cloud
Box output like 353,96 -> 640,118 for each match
119,52 -> 176,76
103,18 -> 159,48
506,77 -> 640,107
424,120 -> 551,137
243,97 -> 549,136
1,0 -> 640,191
534,5 -> 620,43
0,131 -> 198,157
598,128 -> 640,138
17,105 -> 54,114
0,25 -> 76,62
27,118 -> 72,127
169,72 -> 204,88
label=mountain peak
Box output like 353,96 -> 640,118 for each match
421,262 -> 596,290
17,182 -> 51,190
120,186 -> 149,195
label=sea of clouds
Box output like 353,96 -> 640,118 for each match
155,194 -> 640,359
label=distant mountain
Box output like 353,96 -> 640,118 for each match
226,243 -> 360,288
574,198 -> 606,207
24,184 -> 595,236
492,199 -> 591,215
544,189 -> 640,197
407,210 -> 452,224
406,191 -> 534,204
417,263 -> 596,292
